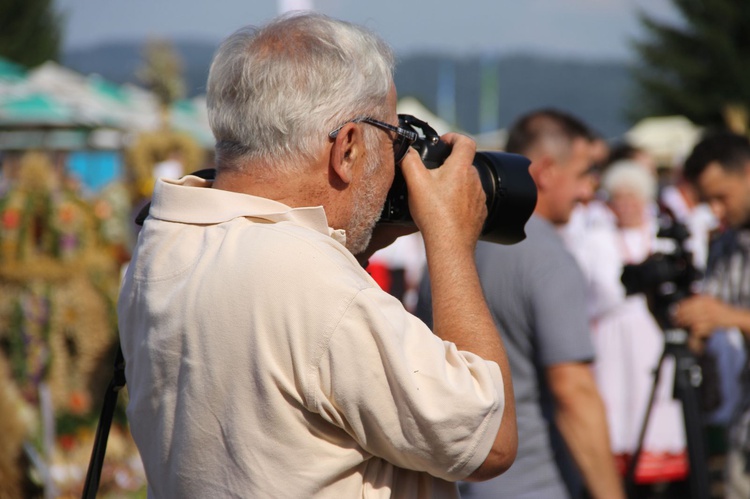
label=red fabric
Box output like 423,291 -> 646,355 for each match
366,262 -> 391,293
615,451 -> 689,483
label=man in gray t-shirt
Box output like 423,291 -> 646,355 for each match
468,216 -> 596,498
418,109 -> 624,499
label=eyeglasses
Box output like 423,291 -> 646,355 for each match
328,116 -> 418,165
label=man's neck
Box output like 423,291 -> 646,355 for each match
211,165 -> 355,232
533,206 -> 562,227
212,166 -> 325,207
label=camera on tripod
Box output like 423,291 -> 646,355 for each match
619,207 -> 714,499
620,208 -> 702,328
378,114 -> 538,245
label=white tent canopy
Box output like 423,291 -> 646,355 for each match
625,115 -> 703,168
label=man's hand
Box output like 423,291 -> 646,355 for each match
400,133 -> 518,478
674,295 -> 730,337
355,133 -> 483,265
399,133 -> 486,252
673,294 -> 750,353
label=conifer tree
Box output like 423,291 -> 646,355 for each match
0,0 -> 62,68
631,0 -> 750,133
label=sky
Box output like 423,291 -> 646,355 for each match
55,0 -> 683,60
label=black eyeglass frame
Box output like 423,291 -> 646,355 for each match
328,116 -> 419,165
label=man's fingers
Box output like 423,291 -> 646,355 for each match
398,147 -> 426,183
439,133 -> 477,166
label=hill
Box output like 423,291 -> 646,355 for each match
63,40 -> 217,96
63,41 -> 636,138
395,53 -> 634,139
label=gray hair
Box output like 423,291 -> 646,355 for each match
207,12 -> 395,174
601,159 -> 657,200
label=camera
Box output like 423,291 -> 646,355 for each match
378,114 -> 537,245
620,207 -> 702,328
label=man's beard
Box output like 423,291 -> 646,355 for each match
345,156 -> 386,255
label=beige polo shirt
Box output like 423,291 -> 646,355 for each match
118,175 -> 505,498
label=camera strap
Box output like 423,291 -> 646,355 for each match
81,345 -> 126,499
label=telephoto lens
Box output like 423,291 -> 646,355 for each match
379,114 -> 537,245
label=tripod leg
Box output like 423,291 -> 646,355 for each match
672,344 -> 710,499
82,346 -> 126,499
625,349 -> 666,495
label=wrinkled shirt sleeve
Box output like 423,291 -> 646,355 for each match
310,287 -> 505,482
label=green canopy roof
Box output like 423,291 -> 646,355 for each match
0,59 -> 214,147
0,57 -> 27,82
0,93 -> 79,127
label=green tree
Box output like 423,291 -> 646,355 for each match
631,0 -> 750,133
0,0 -> 62,68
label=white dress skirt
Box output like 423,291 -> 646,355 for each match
565,218 -> 688,483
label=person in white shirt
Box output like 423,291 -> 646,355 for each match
568,160 -> 688,492
118,12 -> 517,498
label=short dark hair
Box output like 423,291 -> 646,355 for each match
606,141 -> 642,166
505,108 -> 593,156
683,131 -> 750,183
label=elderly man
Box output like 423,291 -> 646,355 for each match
118,12 -> 516,498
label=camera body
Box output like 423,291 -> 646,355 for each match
620,208 -> 701,328
379,115 -> 537,245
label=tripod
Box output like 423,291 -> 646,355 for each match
81,346 -> 126,499
625,327 -> 710,499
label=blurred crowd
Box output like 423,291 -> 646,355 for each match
370,111 -> 749,499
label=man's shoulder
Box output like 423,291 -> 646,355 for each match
478,216 -> 576,267
708,229 -> 750,271
476,216 -> 587,317
524,216 -> 569,249
233,220 -> 367,280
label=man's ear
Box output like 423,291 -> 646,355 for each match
529,155 -> 555,191
330,122 -> 364,186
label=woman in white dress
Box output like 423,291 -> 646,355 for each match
568,160 -> 688,489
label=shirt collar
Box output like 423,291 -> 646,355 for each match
149,175 -> 348,245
